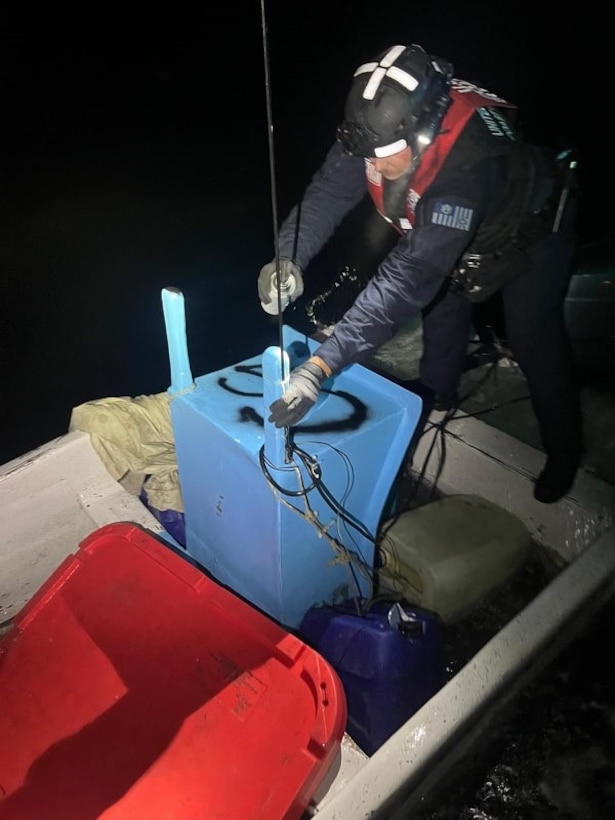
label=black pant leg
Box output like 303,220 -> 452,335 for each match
419,281 -> 474,404
502,226 -> 583,458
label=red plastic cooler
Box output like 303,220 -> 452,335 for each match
0,523 -> 346,819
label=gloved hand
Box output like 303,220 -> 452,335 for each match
268,358 -> 330,427
258,258 -> 304,314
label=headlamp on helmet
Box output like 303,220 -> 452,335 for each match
336,44 -> 453,158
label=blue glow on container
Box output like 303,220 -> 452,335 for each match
161,287 -> 195,395
163,291 -> 422,627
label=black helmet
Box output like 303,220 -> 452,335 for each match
337,44 -> 453,158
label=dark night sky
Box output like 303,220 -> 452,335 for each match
0,2 -> 592,462
3,2 -> 582,200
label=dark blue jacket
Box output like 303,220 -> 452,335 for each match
278,115 -> 551,374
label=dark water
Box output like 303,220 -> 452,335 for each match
3,6 -> 613,818
416,561 -> 615,820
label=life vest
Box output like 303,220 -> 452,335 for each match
365,80 -> 517,233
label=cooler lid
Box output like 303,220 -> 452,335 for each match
0,523 -> 346,819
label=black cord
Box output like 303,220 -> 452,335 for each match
258,445 -> 316,495
258,439 -> 378,605
398,356 -> 509,507
258,349 -> 529,617
293,446 -> 377,546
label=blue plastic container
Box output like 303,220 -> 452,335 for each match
299,599 -> 447,755
161,289 -> 422,628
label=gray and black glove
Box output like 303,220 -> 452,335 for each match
258,258 -> 304,315
268,358 -> 330,427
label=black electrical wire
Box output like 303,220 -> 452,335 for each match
258,439 -> 378,589
259,441 -> 378,551
291,445 -> 379,547
258,445 -> 317,496
402,350 -> 535,509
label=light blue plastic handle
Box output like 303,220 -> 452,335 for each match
263,344 -> 290,469
161,287 -> 195,396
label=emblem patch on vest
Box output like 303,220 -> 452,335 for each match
431,201 -> 474,231
407,188 -> 420,214
365,160 -> 381,184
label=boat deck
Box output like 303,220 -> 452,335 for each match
2,415 -> 615,818
359,321 -> 615,488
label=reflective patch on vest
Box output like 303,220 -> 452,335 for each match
477,106 -> 515,139
431,201 -> 474,230
365,160 -> 381,183
407,188 -> 420,215
452,79 -> 509,104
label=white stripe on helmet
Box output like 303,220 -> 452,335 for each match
354,61 -> 379,77
363,67 -> 387,100
356,46 -> 419,101
386,65 -> 419,91
379,45 -> 406,67
373,138 -> 408,157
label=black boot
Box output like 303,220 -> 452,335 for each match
403,379 -> 458,412
463,342 -> 504,372
533,452 -> 581,504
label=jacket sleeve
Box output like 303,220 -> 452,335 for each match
314,162 -> 497,373
277,142 -> 367,270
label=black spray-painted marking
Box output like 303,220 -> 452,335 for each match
215,364 -> 370,432
217,364 -> 263,397
240,389 -> 368,433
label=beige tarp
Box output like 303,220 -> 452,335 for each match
69,393 -> 183,512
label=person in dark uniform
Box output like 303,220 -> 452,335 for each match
257,44 -> 581,504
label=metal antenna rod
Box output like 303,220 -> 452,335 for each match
260,0 -> 287,372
